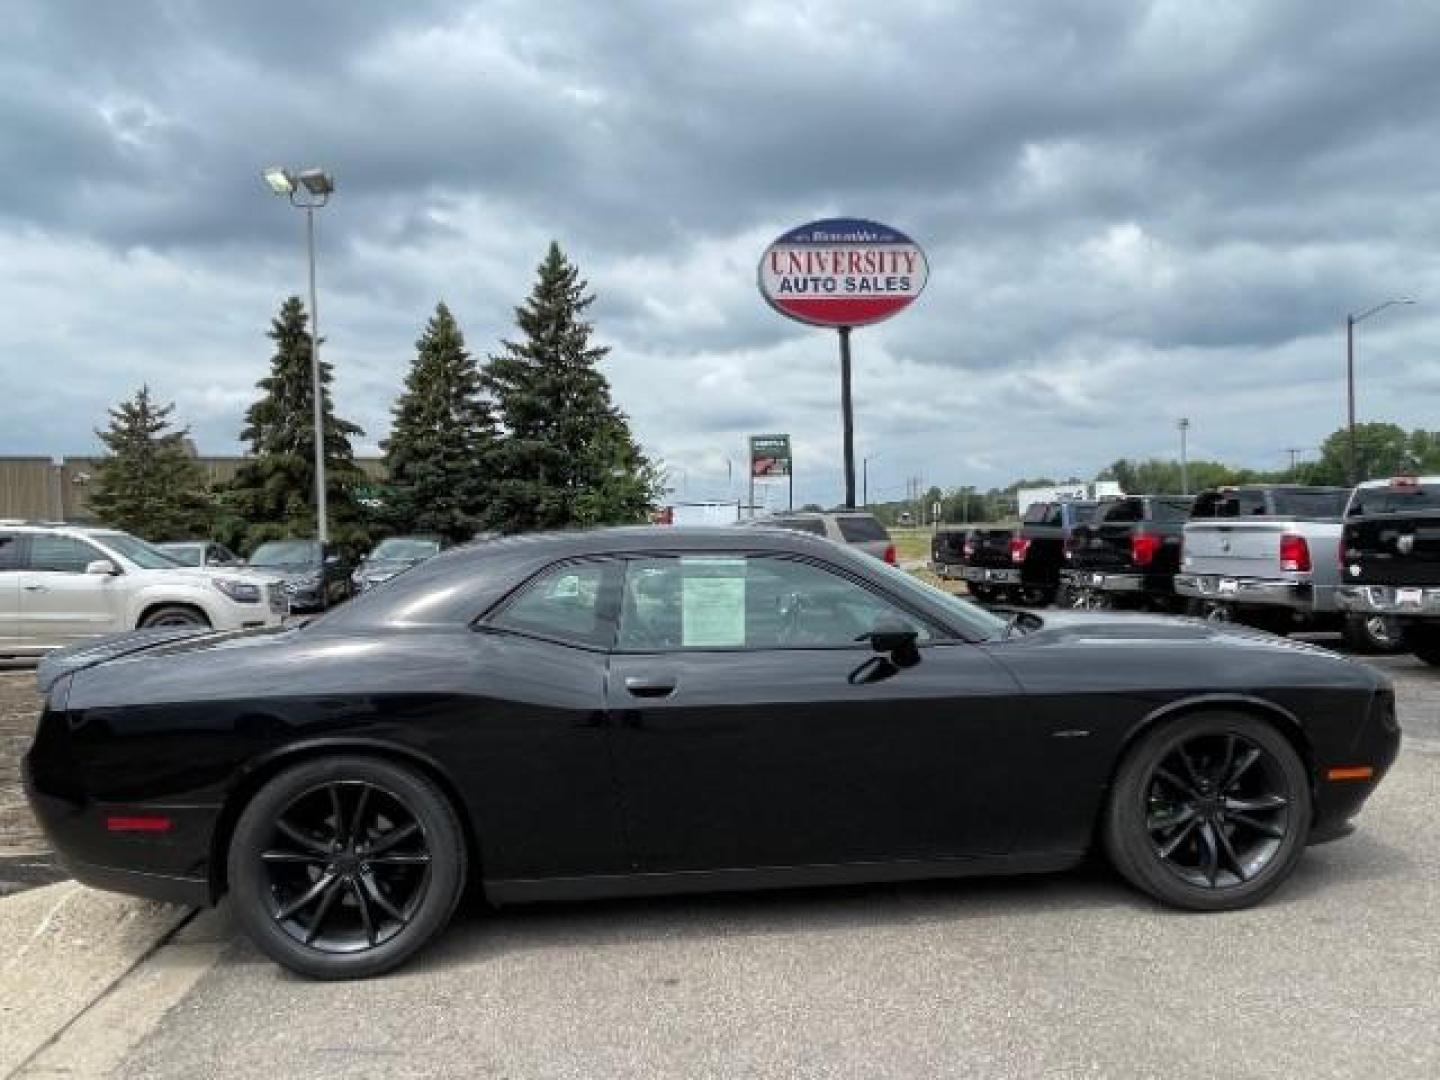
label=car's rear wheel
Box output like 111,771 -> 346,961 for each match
139,605 -> 210,629
227,756 -> 466,980
1341,614 -> 1405,654
1018,585 -> 1057,607
1185,599 -> 1233,624
1104,712 -> 1310,911
967,583 -> 996,604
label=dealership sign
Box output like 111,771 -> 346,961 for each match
758,217 -> 928,328
749,433 -> 792,478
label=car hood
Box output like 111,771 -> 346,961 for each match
1014,609 -> 1343,656
36,624 -> 293,693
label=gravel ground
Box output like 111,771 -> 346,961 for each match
0,667 -> 62,897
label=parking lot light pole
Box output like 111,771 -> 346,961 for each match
263,166 -> 336,545
1346,298 -> 1416,485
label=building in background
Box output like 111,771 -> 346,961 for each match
0,456 -> 385,523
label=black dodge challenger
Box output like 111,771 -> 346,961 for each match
25,527 -> 1399,978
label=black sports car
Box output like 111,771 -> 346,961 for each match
24,527 -> 1399,979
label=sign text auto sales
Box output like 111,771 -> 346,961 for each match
758,219 -> 928,329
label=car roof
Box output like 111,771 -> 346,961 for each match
319,525 -> 880,630
1355,475 -> 1440,489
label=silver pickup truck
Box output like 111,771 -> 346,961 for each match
1173,485 -> 1401,651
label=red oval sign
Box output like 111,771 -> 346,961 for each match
758,218 -> 928,328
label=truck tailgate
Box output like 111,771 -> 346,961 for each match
1182,522 -> 1288,578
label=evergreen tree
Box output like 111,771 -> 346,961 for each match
88,386 -> 212,538
481,242 -> 661,532
227,296 -> 369,552
382,302 -> 499,540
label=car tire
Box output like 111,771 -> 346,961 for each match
1018,586 -> 1057,608
968,583 -> 996,604
1341,614 -> 1405,655
1103,711 -> 1311,912
1185,599 -> 1233,624
139,605 -> 210,629
227,755 -> 467,980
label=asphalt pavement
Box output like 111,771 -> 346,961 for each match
78,651 -> 1440,1078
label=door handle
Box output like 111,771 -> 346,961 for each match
624,675 -> 677,698
23,584 -> 48,593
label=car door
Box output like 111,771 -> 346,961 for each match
17,534 -> 123,647
0,532 -> 21,651
605,552 -> 1027,876
476,558 -> 631,882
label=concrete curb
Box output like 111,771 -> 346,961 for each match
0,882 -> 192,1078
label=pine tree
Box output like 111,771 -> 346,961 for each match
87,386 -> 213,538
227,296 -> 368,552
481,243 -> 661,532
382,302 -> 499,540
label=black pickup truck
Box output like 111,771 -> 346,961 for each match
1062,494 -> 1194,610
929,526 -> 1015,602
1008,500 -> 1099,606
1337,475 -> 1440,665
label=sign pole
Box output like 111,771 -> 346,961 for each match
839,326 -> 856,508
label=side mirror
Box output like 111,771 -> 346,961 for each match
85,559 -> 119,576
867,617 -> 921,668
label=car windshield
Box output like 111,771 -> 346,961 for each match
94,532 -> 187,569
371,538 -> 441,560
250,541 -> 321,566
157,543 -> 204,566
1348,484 -> 1440,516
863,557 -> 1010,640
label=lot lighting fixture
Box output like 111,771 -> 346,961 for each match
262,166 -> 295,196
263,164 -> 337,544
1345,298 -> 1417,485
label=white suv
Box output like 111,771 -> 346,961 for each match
0,522 -> 286,657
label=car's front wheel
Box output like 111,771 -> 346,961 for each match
1103,712 -> 1310,911
139,605 -> 210,629
227,755 -> 467,979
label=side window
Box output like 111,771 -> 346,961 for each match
26,535 -> 103,574
493,562 -> 613,648
0,533 -> 19,572
617,555 -> 930,651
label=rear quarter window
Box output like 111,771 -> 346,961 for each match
1349,485 -> 1440,516
1149,498 -> 1195,522
0,533 -> 18,571
835,516 -> 889,543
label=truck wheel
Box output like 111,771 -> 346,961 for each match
1341,614 -> 1405,655
1186,600 -> 1233,624
968,584 -> 996,604
1405,625 -> 1440,665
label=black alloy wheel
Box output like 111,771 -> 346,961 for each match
229,756 -> 466,979
1186,599 -> 1234,624
1104,712 -> 1310,911
1018,585 -> 1057,608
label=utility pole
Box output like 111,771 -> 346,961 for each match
1178,418 -> 1190,495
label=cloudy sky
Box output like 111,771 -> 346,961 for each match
2,1 -> 1438,507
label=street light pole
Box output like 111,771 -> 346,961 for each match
264,166 -> 335,546
1345,298 -> 1416,485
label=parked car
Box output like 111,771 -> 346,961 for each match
746,511 -> 896,563
1007,500 -> 1100,606
1063,495 -> 1195,609
246,540 -> 353,614
155,540 -> 244,568
1174,485 -> 1399,651
930,527 -> 969,580
953,526 -> 1016,603
26,526 -> 1397,979
1337,475 -> 1440,665
352,535 -> 444,593
0,522 -> 285,656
